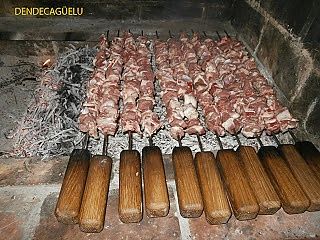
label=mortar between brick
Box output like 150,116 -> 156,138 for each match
168,181 -> 192,240
245,0 -> 314,103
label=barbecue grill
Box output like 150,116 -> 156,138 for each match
0,0 -> 319,239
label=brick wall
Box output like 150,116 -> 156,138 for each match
231,0 -> 320,144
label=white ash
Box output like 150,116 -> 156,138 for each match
10,45 -> 97,158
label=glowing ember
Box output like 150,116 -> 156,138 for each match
42,59 -> 51,67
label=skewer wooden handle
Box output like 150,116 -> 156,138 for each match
237,146 -> 280,214
55,149 -> 90,224
172,146 -> 203,218
295,141 -> 320,181
195,151 -> 231,224
216,149 -> 259,220
119,150 -> 143,223
258,146 -> 310,214
79,155 -> 112,232
142,146 -> 169,217
278,144 -> 320,212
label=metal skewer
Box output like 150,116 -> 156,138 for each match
224,30 -> 230,38
215,133 -> 223,150
203,31 -> 207,37
216,31 -> 222,41
83,132 -> 89,150
169,30 -> 173,38
128,130 -> 133,150
196,134 -> 203,152
102,134 -> 108,156
177,135 -> 183,147
148,136 -> 153,146
288,130 -> 299,143
235,134 -> 241,147
256,136 -> 264,147
271,133 -> 281,146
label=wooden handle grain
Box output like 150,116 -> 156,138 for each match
216,149 -> 259,220
142,146 -> 169,217
172,146 -> 203,218
295,141 -> 320,181
79,155 -> 112,232
55,149 -> 90,224
237,146 -> 280,215
258,146 -> 310,214
278,144 -> 320,212
119,150 -> 143,223
195,151 -> 231,224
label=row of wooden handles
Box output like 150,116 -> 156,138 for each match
176,141 -> 320,223
55,141 -> 320,233
54,146 -> 169,232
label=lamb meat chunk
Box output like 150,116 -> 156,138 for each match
170,126 -> 185,140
